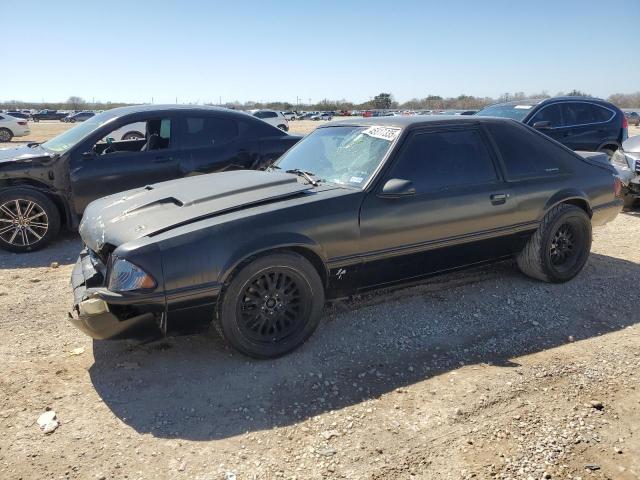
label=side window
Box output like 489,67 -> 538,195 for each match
388,129 -> 498,194
254,111 -> 267,119
561,102 -> 597,126
530,104 -> 562,127
591,105 -> 614,123
97,118 -> 171,153
488,123 -> 569,178
182,116 -> 239,148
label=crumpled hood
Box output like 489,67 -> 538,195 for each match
80,170 -> 313,252
0,144 -> 52,164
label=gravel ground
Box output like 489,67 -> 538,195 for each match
0,124 -> 639,479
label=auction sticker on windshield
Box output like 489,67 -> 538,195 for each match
514,105 -> 533,110
362,126 -> 401,141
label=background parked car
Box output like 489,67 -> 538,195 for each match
62,111 -> 95,123
6,111 -> 30,120
311,112 -> 333,121
623,109 -> 640,126
281,111 -> 296,121
476,97 -> 628,155
0,105 -> 301,252
0,113 -> 30,142
108,121 -> 147,140
611,135 -> 640,208
31,110 -> 68,122
251,109 -> 289,131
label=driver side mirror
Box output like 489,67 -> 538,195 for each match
532,121 -> 552,129
379,178 -> 416,198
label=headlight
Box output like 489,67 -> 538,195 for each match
611,150 -> 631,170
108,258 -> 157,292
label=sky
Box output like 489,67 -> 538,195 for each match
3,0 -> 640,105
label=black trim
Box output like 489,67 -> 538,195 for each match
327,220 -> 539,269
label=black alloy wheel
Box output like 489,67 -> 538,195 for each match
217,252 -> 325,358
517,204 -> 591,283
236,267 -> 310,344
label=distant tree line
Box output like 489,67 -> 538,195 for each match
3,91 -> 640,113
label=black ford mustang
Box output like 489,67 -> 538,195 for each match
70,116 -> 622,358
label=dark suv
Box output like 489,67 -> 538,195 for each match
0,105 -> 300,252
476,97 -> 628,155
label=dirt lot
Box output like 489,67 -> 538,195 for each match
1,122 -> 639,480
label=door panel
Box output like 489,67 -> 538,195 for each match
358,184 -> 517,287
176,115 -> 259,175
357,128 -> 519,288
69,117 -> 180,214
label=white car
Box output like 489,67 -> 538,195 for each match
282,111 -> 296,121
108,122 -> 147,141
0,114 -> 30,142
252,110 -> 289,131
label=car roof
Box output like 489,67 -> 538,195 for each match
488,96 -> 612,108
104,104 -> 228,115
320,115 -> 511,129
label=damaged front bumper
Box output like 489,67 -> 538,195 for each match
69,248 -> 164,339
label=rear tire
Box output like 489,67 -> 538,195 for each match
277,124 -> 288,132
0,128 -> 13,142
517,204 -> 592,283
0,188 -> 61,253
216,252 -> 325,358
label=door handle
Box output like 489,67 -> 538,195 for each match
490,193 -> 508,205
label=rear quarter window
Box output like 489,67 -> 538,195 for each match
487,122 -> 573,179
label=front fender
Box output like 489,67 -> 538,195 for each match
219,232 -> 328,285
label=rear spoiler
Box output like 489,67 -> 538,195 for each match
576,151 -> 615,173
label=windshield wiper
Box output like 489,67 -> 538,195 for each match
285,168 -> 318,186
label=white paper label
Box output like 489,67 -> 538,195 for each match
362,126 -> 401,141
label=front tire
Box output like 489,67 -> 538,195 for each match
0,189 -> 61,253
517,204 -> 592,283
216,252 -> 325,358
0,128 -> 13,142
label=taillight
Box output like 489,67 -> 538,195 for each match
17,121 -> 27,126
622,116 -> 628,129
613,176 -> 623,198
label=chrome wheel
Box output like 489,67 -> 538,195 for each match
0,129 -> 12,142
0,199 -> 49,247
